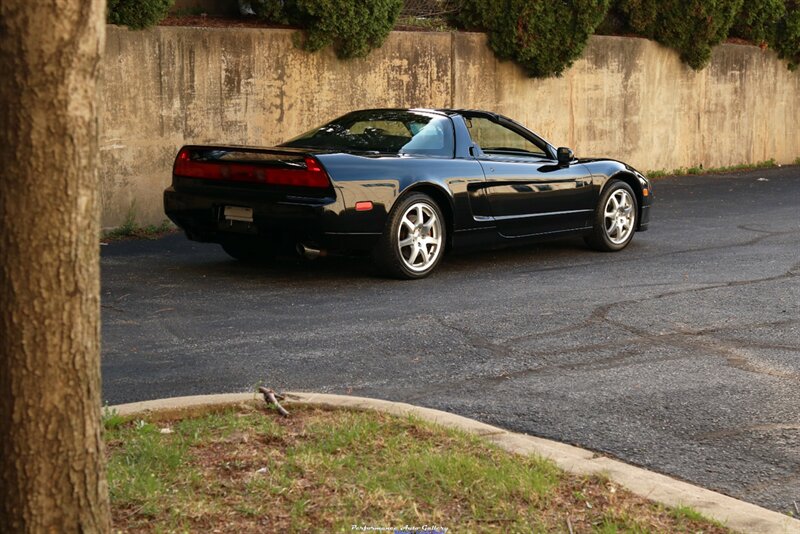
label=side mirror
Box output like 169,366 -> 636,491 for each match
557,147 -> 574,166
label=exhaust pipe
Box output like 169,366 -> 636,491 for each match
297,243 -> 327,260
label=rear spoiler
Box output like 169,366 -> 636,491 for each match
172,146 -> 331,189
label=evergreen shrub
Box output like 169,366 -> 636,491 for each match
619,0 -> 744,69
594,0 -> 629,36
254,0 -> 402,59
730,0 -> 785,47
773,1 -> 800,69
457,0 -> 611,78
108,0 -> 174,29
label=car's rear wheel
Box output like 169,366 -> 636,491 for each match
374,193 -> 446,279
585,180 -> 638,251
220,239 -> 273,263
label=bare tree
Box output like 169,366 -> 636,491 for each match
0,0 -> 110,531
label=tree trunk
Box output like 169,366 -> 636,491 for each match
0,1 -> 109,532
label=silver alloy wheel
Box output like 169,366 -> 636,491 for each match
603,188 -> 635,245
397,202 -> 443,273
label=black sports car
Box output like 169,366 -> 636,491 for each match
164,108 -> 652,279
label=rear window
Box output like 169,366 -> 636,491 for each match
281,110 -> 455,157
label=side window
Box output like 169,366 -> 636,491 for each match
466,117 -> 547,157
400,119 -> 453,156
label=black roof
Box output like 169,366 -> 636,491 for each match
406,108 -> 501,120
354,107 -> 501,120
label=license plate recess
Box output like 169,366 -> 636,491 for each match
223,205 -> 253,223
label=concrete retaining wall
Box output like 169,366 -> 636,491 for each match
101,26 -> 800,226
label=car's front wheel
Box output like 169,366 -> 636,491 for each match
374,193 -> 446,279
585,180 -> 638,251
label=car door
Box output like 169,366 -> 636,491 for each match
465,116 -> 595,238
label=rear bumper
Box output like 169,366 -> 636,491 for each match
163,187 -> 381,252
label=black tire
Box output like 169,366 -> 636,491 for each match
220,239 -> 273,263
373,193 -> 447,279
585,180 -> 638,252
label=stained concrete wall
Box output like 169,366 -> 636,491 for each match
101,26 -> 800,226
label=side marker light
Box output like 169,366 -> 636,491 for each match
355,201 -> 373,212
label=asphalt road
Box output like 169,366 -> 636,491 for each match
102,166 -> 800,513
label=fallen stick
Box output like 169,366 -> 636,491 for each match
258,386 -> 289,417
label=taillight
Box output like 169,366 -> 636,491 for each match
300,156 -> 330,188
173,148 -> 192,175
173,148 -> 330,189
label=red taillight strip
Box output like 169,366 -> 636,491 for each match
173,149 -> 330,188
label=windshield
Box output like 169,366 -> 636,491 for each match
281,110 -> 455,157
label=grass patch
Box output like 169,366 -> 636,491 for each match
670,504 -> 709,522
106,402 -> 730,532
668,504 -> 728,531
646,159 -> 778,179
102,218 -> 175,241
101,200 -> 177,241
102,404 -> 126,430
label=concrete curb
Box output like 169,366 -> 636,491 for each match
112,392 -> 800,534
